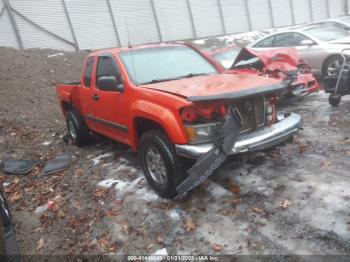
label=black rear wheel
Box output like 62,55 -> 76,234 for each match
66,110 -> 90,147
139,130 -> 188,199
329,94 -> 341,107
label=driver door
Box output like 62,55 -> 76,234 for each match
90,54 -> 130,145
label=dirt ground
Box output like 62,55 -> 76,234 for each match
1,46 -> 350,260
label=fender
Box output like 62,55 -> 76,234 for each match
59,90 -> 72,103
131,100 -> 188,147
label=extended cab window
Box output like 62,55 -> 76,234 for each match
83,57 -> 94,87
119,46 -> 217,85
96,56 -> 122,89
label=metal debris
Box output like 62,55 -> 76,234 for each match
175,107 -> 242,199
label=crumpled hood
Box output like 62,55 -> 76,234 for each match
142,73 -> 285,102
232,47 -> 299,72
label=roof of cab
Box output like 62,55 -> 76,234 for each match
88,42 -> 189,56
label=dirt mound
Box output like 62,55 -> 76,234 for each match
0,47 -> 88,128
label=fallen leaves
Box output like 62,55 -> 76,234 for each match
217,208 -> 230,216
212,244 -> 223,252
98,233 -> 118,252
156,235 -> 164,245
36,237 -> 44,251
252,208 -> 266,215
94,188 -> 109,199
295,140 -> 311,154
8,191 -> 23,203
184,218 -> 196,232
227,182 -> 241,196
280,200 -> 292,209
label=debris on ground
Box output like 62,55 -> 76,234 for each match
279,200 -> 292,209
43,152 -> 71,175
0,159 -> 41,175
184,218 -> 197,232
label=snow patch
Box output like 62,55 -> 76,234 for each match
92,153 -> 114,165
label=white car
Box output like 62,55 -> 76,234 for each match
248,24 -> 350,77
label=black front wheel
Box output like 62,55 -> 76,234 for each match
139,130 -> 187,199
329,94 -> 341,107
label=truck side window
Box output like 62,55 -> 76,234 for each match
96,56 -> 122,89
84,57 -> 94,87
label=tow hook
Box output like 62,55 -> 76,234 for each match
175,107 -> 242,199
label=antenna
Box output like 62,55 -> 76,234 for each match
125,17 -> 137,83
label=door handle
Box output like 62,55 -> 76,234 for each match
92,94 -> 100,101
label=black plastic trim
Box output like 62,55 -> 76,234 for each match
85,115 -> 129,133
187,82 -> 286,102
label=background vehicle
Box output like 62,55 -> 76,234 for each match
324,49 -> 350,106
248,24 -> 350,77
56,43 -> 302,198
207,46 -> 320,97
207,45 -> 242,69
0,191 -> 20,262
310,16 -> 350,31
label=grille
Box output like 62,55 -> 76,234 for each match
236,96 -> 266,133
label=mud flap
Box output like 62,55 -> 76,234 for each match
175,107 -> 242,199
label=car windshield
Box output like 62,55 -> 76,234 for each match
213,48 -> 241,69
119,46 -> 217,85
303,26 -> 349,42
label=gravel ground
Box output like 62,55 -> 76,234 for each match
0,46 -> 350,260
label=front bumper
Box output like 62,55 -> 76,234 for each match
175,112 -> 302,159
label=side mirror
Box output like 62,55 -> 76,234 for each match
97,76 -> 124,92
301,39 -> 315,46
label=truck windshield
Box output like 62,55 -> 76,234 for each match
119,46 -> 217,85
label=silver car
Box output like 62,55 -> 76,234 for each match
247,24 -> 350,77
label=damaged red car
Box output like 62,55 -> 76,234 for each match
207,45 -> 320,97
56,42 -> 303,199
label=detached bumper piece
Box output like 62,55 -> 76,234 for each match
175,112 -> 302,160
175,107 -> 242,199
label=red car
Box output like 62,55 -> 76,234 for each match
56,42 -> 302,198
208,45 -> 320,97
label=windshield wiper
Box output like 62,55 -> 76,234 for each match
140,73 -> 209,85
178,73 -> 209,79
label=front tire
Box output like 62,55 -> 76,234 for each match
139,130 -> 187,199
329,94 -> 341,107
66,110 -> 90,147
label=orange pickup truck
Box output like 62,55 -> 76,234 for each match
56,42 -> 302,199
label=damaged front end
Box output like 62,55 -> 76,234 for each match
229,47 -> 320,97
175,92 -> 302,198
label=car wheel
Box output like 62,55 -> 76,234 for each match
66,110 -> 90,147
0,192 -> 20,262
329,94 -> 341,107
139,130 -> 187,199
323,55 -> 344,77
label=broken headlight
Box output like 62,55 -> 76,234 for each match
184,123 -> 218,144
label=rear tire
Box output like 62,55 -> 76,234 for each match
329,94 -> 341,107
66,110 -> 90,147
139,130 -> 187,199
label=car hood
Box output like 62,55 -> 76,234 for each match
232,47 -> 299,72
142,74 -> 285,102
